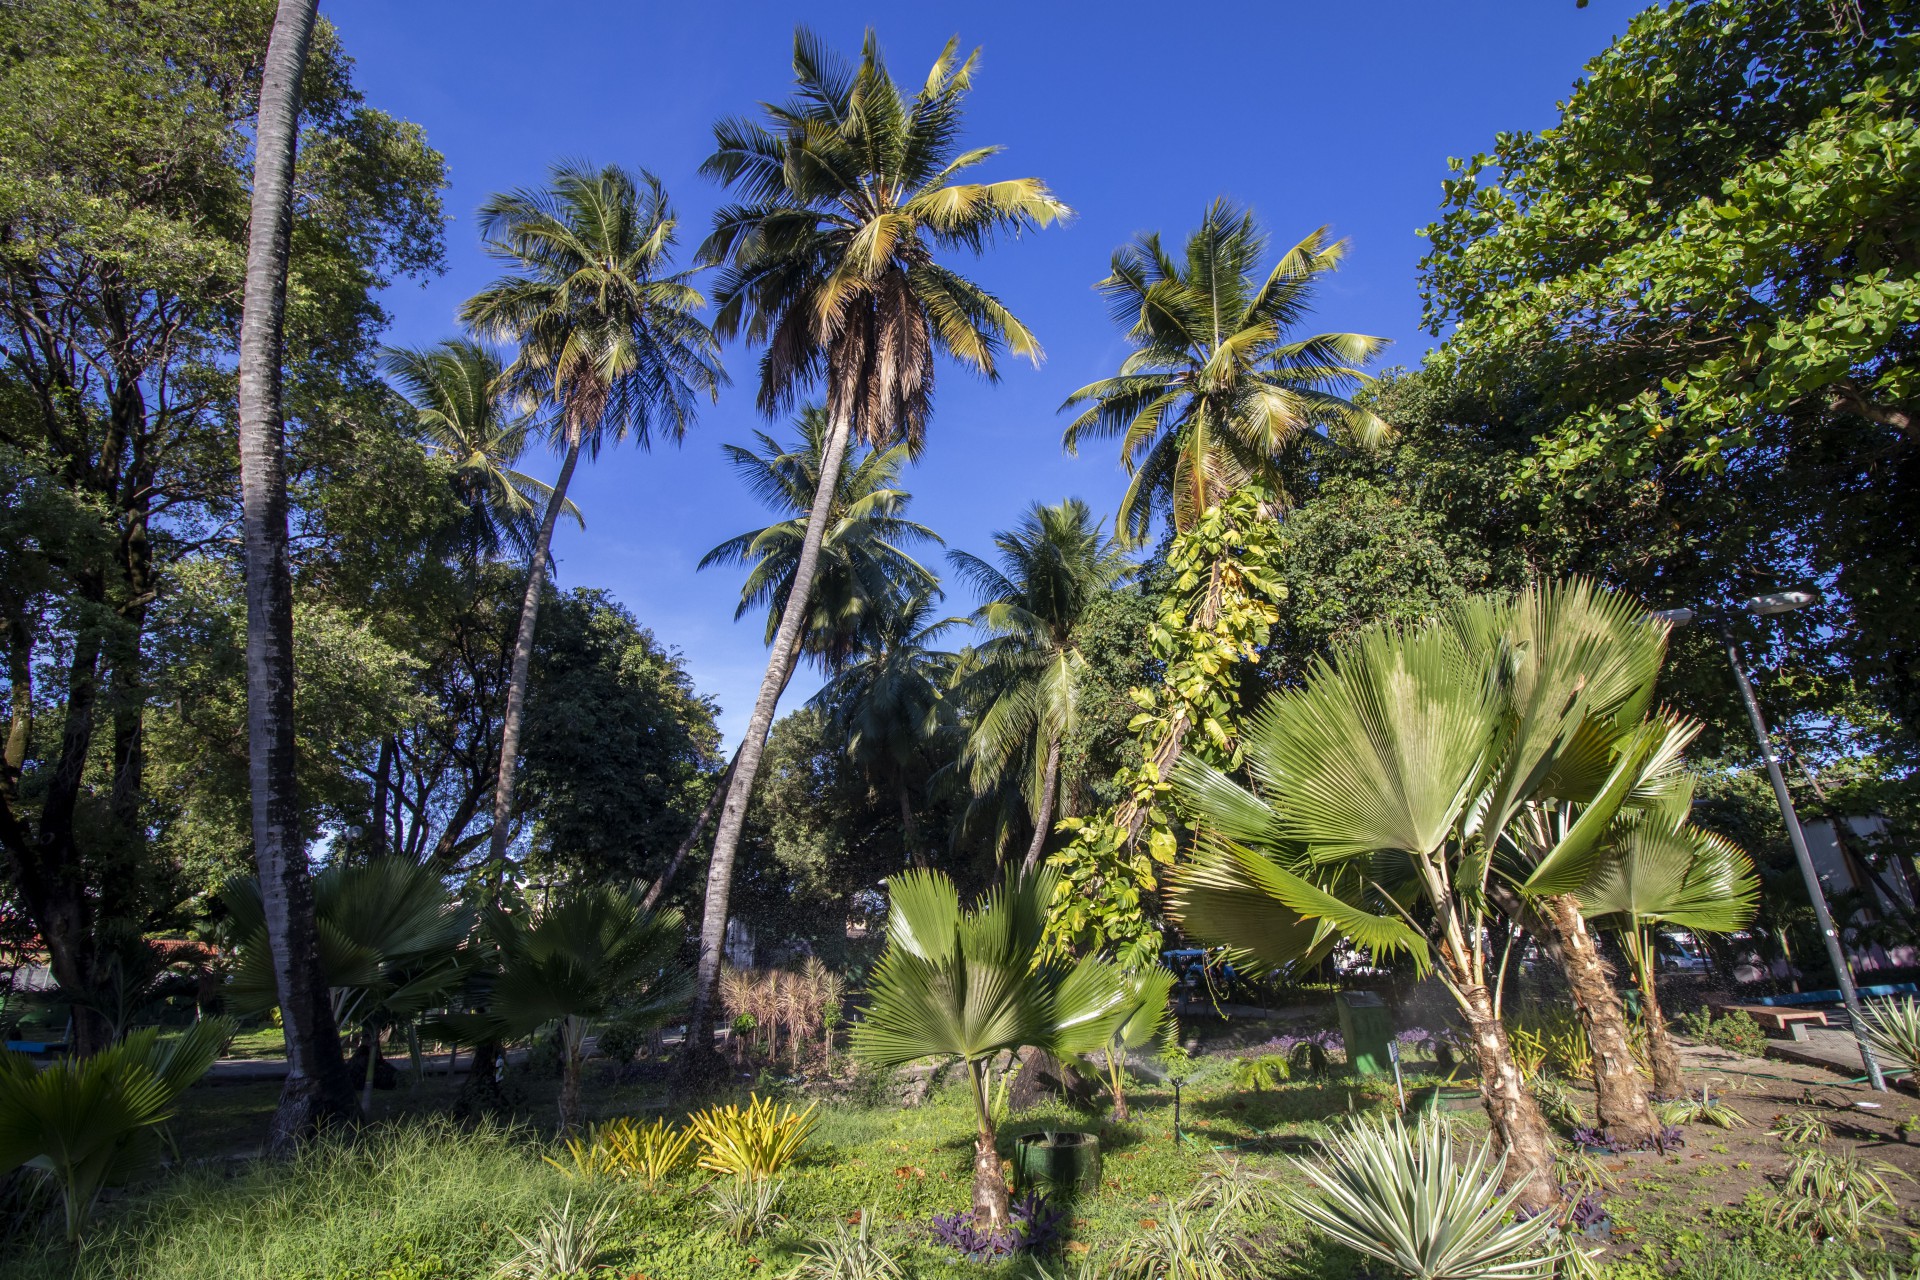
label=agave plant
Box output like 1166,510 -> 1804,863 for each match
851,865 -> 1129,1226
1857,995 -> 1920,1077
1284,1115 -> 1562,1280
0,1017 -> 234,1244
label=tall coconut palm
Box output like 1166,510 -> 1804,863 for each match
811,589 -> 962,867
1167,589 -> 1680,1210
1582,803 -> 1759,1097
1062,201 -> 1388,544
460,163 -> 724,881
951,499 -> 1134,871
235,0 -> 356,1143
683,28 -> 1067,1074
851,866 -> 1127,1226
382,339 -> 580,562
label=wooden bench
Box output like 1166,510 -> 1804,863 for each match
1711,1002 -> 1829,1042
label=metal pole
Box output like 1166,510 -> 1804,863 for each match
1722,628 -> 1886,1091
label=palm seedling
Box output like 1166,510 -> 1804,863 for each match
684,27 -> 1068,1066
850,866 -> 1128,1226
0,1017 -> 234,1244
223,858 -> 472,1112
1093,967 -> 1175,1121
1284,1115 -> 1562,1280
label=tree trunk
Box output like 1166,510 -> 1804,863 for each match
238,0 -> 354,1146
1628,933 -> 1687,1098
641,745 -> 740,913
1021,736 -> 1062,873
453,1037 -> 510,1119
1544,894 -> 1656,1145
558,1015 -> 585,1134
370,736 -> 394,859
680,408 -> 854,1082
896,774 -> 926,869
486,436 -> 582,876
968,1058 -> 1010,1227
1460,982 -> 1558,1213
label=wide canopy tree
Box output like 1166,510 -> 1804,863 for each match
682,27 -> 1066,1074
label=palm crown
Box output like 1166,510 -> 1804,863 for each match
1063,201 -> 1388,543
699,27 -> 1068,447
382,339 -> 578,560
951,499 -> 1134,862
462,162 -> 724,448
699,408 -> 942,671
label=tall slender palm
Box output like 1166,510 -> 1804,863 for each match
460,163 -> 723,878
235,0 -> 356,1142
810,589 -> 962,867
683,28 -> 1067,1074
382,339 -> 580,562
1062,201 -> 1388,544
1582,802 -> 1759,1097
951,499 -> 1133,870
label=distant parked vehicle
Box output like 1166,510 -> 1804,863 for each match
1655,931 -> 1710,973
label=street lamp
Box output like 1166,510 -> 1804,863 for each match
1650,591 -> 1886,1090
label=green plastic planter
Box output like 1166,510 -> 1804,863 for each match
1411,1084 -> 1481,1115
1012,1129 -> 1102,1195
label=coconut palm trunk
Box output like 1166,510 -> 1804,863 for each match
1022,737 -> 1061,872
237,0 -> 355,1145
486,434 -> 583,869
684,408 -> 853,1074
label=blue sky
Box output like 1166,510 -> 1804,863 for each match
325,0 -> 1637,746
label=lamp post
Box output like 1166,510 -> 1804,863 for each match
1651,592 -> 1886,1090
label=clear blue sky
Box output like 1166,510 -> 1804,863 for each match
325,0 -> 1638,747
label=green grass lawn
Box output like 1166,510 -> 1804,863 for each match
2,1050 -> 1916,1280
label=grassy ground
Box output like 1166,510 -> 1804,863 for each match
2,1033 -> 1916,1278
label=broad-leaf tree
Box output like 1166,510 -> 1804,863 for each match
684,28 -> 1066,1073
951,498 -> 1133,870
1062,201 -> 1387,544
460,162 -> 723,881
851,866 -> 1126,1226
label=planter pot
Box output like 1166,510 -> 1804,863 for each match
1411,1085 -> 1480,1115
1012,1129 -> 1101,1196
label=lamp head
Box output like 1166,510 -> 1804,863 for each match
1742,590 -> 1819,617
1648,607 -> 1696,627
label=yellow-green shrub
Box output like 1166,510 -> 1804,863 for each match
688,1095 -> 817,1180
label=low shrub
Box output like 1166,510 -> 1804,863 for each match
1679,1008 -> 1769,1059
688,1094 -> 817,1180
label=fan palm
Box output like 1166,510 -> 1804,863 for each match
1062,201 -> 1388,544
851,866 -> 1127,1226
1167,586 -> 1681,1210
810,589 -> 962,867
1581,803 -> 1759,1097
951,498 -> 1134,871
382,339 -> 580,562
1091,967 -> 1174,1122
684,28 -> 1067,1074
0,1017 -> 234,1243
452,886 -> 687,1132
460,162 -> 724,877
222,858 -> 473,1113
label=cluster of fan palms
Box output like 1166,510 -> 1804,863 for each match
716,959 -> 846,1070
